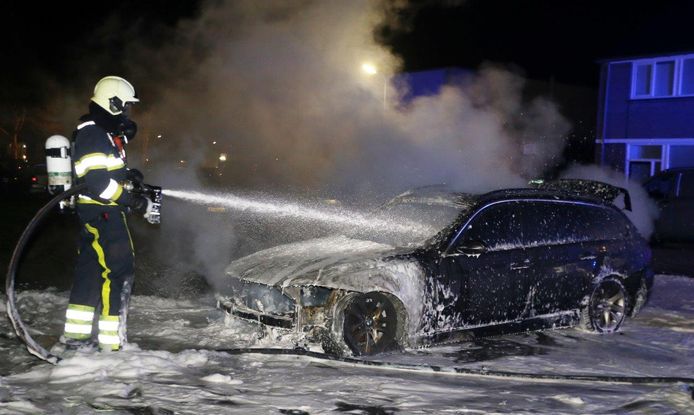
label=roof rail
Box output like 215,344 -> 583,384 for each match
528,179 -> 632,211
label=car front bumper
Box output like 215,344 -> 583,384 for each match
217,299 -> 295,329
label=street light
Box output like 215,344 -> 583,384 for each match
361,62 -> 387,109
361,62 -> 378,75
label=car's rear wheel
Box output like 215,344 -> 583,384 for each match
340,292 -> 398,356
580,278 -> 628,333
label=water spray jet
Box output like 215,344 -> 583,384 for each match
162,189 -> 437,239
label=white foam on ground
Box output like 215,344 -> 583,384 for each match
0,274 -> 691,414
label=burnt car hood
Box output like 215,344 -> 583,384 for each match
223,235 -> 420,291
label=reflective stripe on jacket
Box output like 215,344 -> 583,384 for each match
73,120 -> 134,207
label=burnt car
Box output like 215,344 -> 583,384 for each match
643,168 -> 694,242
216,182 -> 653,356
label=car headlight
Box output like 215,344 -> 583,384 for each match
300,286 -> 333,307
228,280 -> 295,315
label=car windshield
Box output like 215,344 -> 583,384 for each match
355,190 -> 475,247
380,198 -> 465,229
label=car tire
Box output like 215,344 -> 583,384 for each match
579,277 -> 628,333
331,292 -> 400,356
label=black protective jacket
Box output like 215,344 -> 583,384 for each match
72,103 -> 137,220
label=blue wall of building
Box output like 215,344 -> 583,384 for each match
393,68 -> 473,104
602,62 -> 694,139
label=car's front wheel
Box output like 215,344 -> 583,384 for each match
331,292 -> 399,356
580,277 -> 628,333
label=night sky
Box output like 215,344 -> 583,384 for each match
4,1 -> 694,93
384,1 -> 694,86
0,1 -> 200,106
2,0 -> 694,161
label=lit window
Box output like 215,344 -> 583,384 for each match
654,61 -> 675,96
634,64 -> 651,96
627,144 -> 663,181
631,58 -> 681,98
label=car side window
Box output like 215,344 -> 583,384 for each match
519,201 -> 627,246
598,206 -> 634,238
520,202 -> 583,247
569,204 -> 629,241
573,204 -> 629,241
678,172 -> 694,199
459,202 -> 523,251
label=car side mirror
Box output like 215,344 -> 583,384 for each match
453,240 -> 487,256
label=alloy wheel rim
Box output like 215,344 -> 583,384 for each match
591,281 -> 626,332
343,294 -> 395,355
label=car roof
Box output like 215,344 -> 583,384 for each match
476,188 -> 612,207
397,179 -> 627,212
479,178 -> 631,209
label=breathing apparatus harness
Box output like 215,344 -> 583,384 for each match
44,119 -> 162,222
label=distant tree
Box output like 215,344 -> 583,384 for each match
0,108 -> 27,160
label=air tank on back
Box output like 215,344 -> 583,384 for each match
45,135 -> 72,195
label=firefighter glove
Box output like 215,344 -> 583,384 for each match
129,194 -> 152,215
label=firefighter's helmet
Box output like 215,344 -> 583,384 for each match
91,76 -> 140,115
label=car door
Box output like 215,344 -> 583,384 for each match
520,201 -> 599,315
526,202 -> 631,314
441,201 -> 533,327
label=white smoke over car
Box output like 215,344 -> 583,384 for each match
121,1 -> 568,196
560,164 -> 659,238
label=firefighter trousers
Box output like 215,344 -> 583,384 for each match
63,209 -> 135,350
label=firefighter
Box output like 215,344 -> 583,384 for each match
61,76 -> 153,351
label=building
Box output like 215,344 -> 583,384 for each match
596,52 -> 694,182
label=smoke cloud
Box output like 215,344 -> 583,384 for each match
126,1 -> 569,197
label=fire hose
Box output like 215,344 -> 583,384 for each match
5,184 -> 86,363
